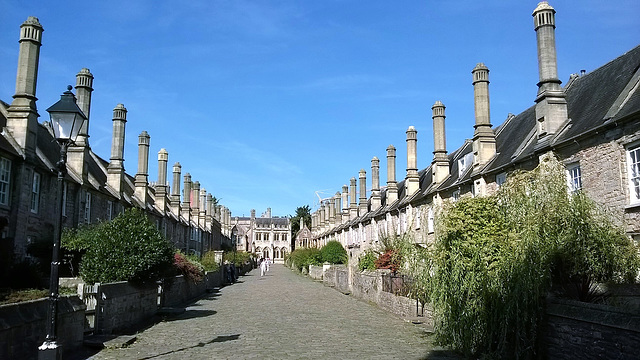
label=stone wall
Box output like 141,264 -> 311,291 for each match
350,270 -> 381,304
162,270 -> 223,308
545,298 -> 640,359
334,265 -> 350,294
0,296 -> 85,359
308,265 -> 323,280
96,281 -> 158,334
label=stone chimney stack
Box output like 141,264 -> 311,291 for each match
182,173 -> 192,220
107,104 -> 127,196
156,149 -> 168,212
251,209 -> 256,219
266,207 -> 272,218
371,157 -> 381,211
341,185 -> 349,223
386,145 -> 398,204
349,177 -> 358,219
405,126 -> 419,196
533,1 -> 568,139
472,63 -> 496,168
192,181 -> 201,226
171,162 -> 181,214
74,68 -> 94,146
7,17 -> 43,159
66,68 -> 94,184
358,169 -> 368,215
199,187 -> 207,227
206,193 -> 213,228
431,101 -> 450,184
334,192 -> 342,224
329,196 -> 336,227
134,131 -> 150,205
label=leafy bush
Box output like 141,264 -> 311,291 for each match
288,247 -> 321,272
66,208 -> 175,285
174,251 -> 204,282
201,250 -> 221,272
357,250 -> 377,271
223,250 -> 252,266
405,155 -> 639,358
320,240 -> 347,264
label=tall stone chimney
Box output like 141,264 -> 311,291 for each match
74,68 -> 93,146
66,68 -> 94,184
341,185 -> 349,223
156,149 -> 168,212
431,101 -> 450,184
266,207 -> 272,218
405,127 -> 419,196
182,173 -> 192,220
358,169 -> 368,215
349,177 -> 358,219
334,192 -> 342,224
386,145 -> 398,204
192,181 -> 201,226
134,131 -> 150,205
7,17 -> 43,159
171,162 -> 181,214
329,196 -> 336,227
533,1 -> 567,139
472,64 -> 496,168
107,104 -> 127,195
199,187 -> 207,228
371,157 -> 381,210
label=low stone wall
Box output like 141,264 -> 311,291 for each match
334,266 -> 350,294
308,265 -> 323,280
545,298 -> 640,359
162,270 -> 223,307
0,296 -> 85,359
350,270 -> 382,304
96,281 -> 158,334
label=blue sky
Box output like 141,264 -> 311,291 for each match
1,1 -> 639,218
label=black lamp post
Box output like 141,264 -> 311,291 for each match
39,86 -> 86,360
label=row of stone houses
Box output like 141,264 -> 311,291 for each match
310,2 -> 640,259
0,16 -> 236,268
230,207 -> 292,263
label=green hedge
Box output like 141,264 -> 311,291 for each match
320,240 -> 347,264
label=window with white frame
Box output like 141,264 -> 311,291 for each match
107,200 -> 113,220
30,172 -> 40,213
452,189 -> 460,202
415,207 -> 421,229
628,145 -> 640,204
496,172 -> 506,187
84,192 -> 91,223
458,152 -> 474,177
566,163 -> 582,193
0,158 -> 11,205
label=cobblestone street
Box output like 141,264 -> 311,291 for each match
86,265 -> 458,360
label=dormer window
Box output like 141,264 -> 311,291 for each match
458,152 -> 474,177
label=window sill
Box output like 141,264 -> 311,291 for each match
625,203 -> 640,211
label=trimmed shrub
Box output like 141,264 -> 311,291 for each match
67,208 -> 175,285
201,250 -> 221,272
357,250 -> 377,271
288,248 -> 321,272
320,240 -> 347,264
174,251 -> 204,282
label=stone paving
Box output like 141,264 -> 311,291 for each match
86,265 -> 460,360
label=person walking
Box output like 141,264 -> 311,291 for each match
260,258 -> 267,277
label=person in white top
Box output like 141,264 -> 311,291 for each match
260,258 -> 267,277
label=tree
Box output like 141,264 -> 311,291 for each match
290,205 -> 311,238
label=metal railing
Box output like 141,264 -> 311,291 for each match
382,273 -> 414,298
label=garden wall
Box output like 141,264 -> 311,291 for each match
308,265 -> 323,280
545,298 -> 640,359
96,281 -> 158,334
162,270 -> 223,307
0,296 -> 85,359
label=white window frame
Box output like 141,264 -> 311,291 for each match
30,172 -> 40,213
496,172 -> 506,187
0,158 -> 11,205
458,152 -> 474,177
627,145 -> 640,204
452,189 -> 460,202
566,163 -> 582,193
427,208 -> 435,234
107,200 -> 113,220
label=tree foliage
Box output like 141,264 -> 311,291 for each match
290,205 -> 312,239
320,240 -> 347,264
62,208 -> 175,285
399,155 -> 639,358
287,247 -> 321,272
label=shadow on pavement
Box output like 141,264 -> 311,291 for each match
163,309 -> 217,321
137,334 -> 241,359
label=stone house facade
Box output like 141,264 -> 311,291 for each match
231,208 -> 291,263
0,16 -> 234,269
310,2 -> 640,260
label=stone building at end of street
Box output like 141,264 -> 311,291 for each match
231,207 -> 292,263
0,16 -> 237,271
311,1 -> 640,262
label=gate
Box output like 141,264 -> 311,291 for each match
78,282 -> 101,333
